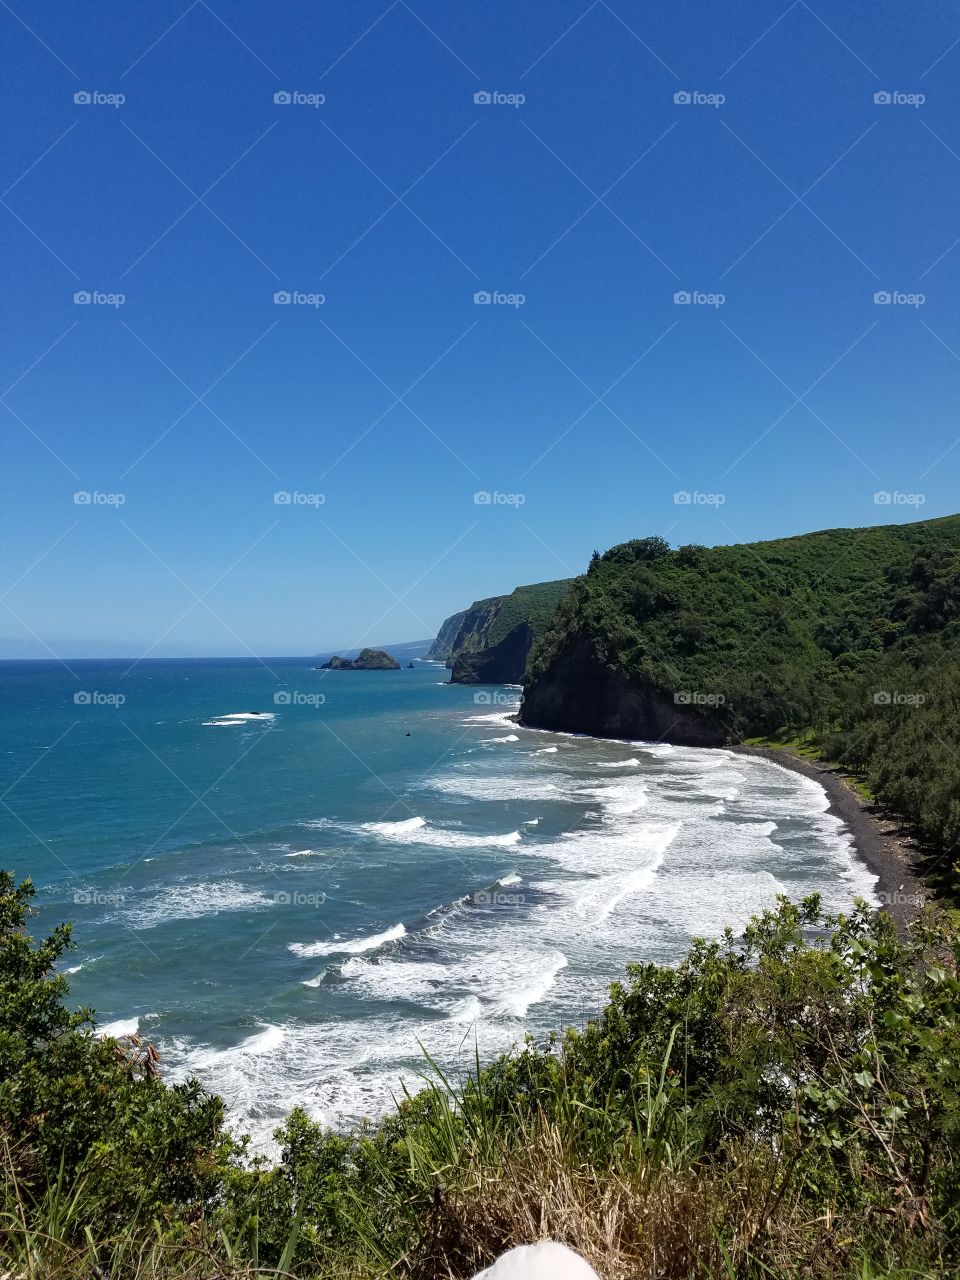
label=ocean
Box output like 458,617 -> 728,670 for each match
0,657 -> 878,1151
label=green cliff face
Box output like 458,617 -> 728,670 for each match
444,596 -> 505,663
430,580 -> 573,684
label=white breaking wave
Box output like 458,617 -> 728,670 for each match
363,816 -> 427,837
237,1024 -> 285,1053
429,774 -> 558,800
98,1016 -> 141,1038
532,746 -> 559,754
97,1012 -> 157,1039
291,922 -> 406,960
334,944 -> 569,1023
479,734 -> 520,744
496,952 -> 568,1018
462,709 -> 518,726
572,775 -> 650,816
203,711 -> 276,727
118,881 -> 276,929
161,723 -> 881,1153
358,816 -> 523,849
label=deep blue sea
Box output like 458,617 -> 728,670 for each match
0,657 -> 878,1149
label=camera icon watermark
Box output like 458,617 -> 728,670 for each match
674,691 -> 726,707
873,690 -> 926,707
273,490 -> 325,506
473,690 -> 515,706
274,90 -> 325,107
274,690 -> 326,707
874,90 -> 924,107
474,490 -> 525,506
473,889 -> 525,906
673,290 -> 725,307
873,290 -> 925,307
74,290 -> 125,307
274,290 -> 325,307
673,490 -> 725,506
873,490 -> 925,507
473,289 -> 525,307
673,90 -> 725,108
74,90 -> 125,108
272,890 -> 327,906
74,690 -> 126,707
877,888 -> 925,907
74,490 -> 126,506
473,90 -> 525,107
74,889 -> 125,905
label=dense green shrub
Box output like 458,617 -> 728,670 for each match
0,871 -> 232,1228
3,874 -> 958,1278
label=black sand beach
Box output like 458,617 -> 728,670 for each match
732,746 -> 929,932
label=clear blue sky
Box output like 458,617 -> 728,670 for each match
3,1 -> 960,657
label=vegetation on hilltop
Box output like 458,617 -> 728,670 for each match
524,518 -> 960,890
481,579 -> 574,650
3,871 -> 959,1279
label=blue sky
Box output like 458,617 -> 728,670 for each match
3,0 -> 960,657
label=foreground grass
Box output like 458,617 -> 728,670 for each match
3,876 -> 959,1280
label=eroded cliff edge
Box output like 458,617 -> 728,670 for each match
430,579 -> 573,684
518,633 -> 728,745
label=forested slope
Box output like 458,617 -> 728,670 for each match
521,518 -> 960,873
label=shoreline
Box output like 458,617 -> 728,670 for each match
512,711 -> 928,932
730,745 -> 928,932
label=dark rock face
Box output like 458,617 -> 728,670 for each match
450,623 -> 533,685
519,635 -> 728,746
320,648 -> 400,671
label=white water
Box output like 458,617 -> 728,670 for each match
165,703 -> 879,1153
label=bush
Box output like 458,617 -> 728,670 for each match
2,873 -> 957,1279
0,871 -> 233,1228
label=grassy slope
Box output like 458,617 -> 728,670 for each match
483,578 -> 573,648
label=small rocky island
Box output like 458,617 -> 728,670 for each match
318,647 -> 401,671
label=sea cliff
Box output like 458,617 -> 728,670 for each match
431,579 -> 572,684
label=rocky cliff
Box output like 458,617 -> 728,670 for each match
450,623 -> 534,685
426,610 -> 470,662
429,580 -> 573,685
518,633 -> 727,745
445,596 -> 506,665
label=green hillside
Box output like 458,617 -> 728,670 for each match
429,579 -> 573,683
483,579 -> 575,648
522,517 -> 960,875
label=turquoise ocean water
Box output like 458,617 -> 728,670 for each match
0,657 -> 877,1149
